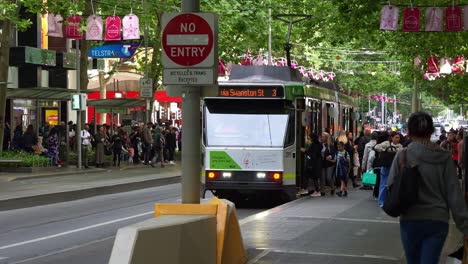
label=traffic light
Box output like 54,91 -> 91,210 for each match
71,93 -> 87,111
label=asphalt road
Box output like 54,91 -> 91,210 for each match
0,183 -> 266,264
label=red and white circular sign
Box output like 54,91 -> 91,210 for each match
162,13 -> 215,67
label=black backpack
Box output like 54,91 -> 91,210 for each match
379,145 -> 398,167
371,146 -> 382,168
382,149 -> 420,217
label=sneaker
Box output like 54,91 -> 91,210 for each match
169,161 -> 175,164
336,191 -> 343,197
343,191 -> 348,197
298,189 -> 308,195
311,192 -> 321,197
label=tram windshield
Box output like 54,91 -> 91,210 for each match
204,99 -> 291,147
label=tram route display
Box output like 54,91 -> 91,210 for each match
218,85 -> 284,98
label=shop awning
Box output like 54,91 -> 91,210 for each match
87,98 -> 145,107
155,90 -> 182,103
7,87 -> 76,100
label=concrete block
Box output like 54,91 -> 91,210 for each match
109,215 -> 217,264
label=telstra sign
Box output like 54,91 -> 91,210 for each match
88,42 -> 140,58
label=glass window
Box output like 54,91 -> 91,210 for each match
205,109 -> 289,147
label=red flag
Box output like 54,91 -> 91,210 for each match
105,16 -> 122,41
427,57 -> 439,73
446,6 -> 463,31
66,15 -> 82,39
403,7 -> 420,32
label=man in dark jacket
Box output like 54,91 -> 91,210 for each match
165,127 -> 177,164
358,127 -> 372,166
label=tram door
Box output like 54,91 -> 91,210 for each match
308,99 -> 322,135
323,102 -> 337,136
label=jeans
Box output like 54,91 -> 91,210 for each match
378,166 -> 390,206
400,220 -> 448,264
144,143 -> 152,164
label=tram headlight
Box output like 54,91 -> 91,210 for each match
207,171 -> 218,180
256,172 -> 266,179
222,172 -> 232,178
269,172 -> 282,181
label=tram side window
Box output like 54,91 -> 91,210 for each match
284,110 -> 295,146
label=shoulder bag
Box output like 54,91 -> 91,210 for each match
382,148 -> 421,217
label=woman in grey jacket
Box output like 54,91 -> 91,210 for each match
387,112 -> 468,264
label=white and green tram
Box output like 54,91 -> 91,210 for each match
201,65 -> 358,201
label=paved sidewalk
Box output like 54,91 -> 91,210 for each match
240,188 -> 463,264
0,163 -> 181,211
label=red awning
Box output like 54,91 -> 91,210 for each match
155,90 -> 182,103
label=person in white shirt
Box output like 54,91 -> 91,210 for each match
81,125 -> 93,168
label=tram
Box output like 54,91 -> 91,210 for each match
201,65 -> 358,201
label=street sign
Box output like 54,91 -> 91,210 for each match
163,68 -> 216,85
140,78 -> 153,98
161,13 -> 216,68
88,42 -> 140,58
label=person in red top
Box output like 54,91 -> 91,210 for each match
441,131 -> 460,178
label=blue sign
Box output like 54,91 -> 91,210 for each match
88,43 -> 140,58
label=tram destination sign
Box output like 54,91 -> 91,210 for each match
218,85 -> 285,98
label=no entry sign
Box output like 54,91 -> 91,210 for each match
161,13 -> 217,68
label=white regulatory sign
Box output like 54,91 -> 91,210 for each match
163,69 -> 215,85
140,78 -> 153,98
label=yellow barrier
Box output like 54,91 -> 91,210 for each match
154,198 -> 247,264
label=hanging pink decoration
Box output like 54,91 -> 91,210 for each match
276,58 -> 286,66
252,55 -> 265,65
86,15 -> 103,40
291,60 -> 298,69
452,56 -> 465,74
218,60 -> 226,76
402,7 -> 420,32
48,14 -> 63,38
123,14 -> 140,40
241,50 -> 252,65
297,66 -> 306,76
105,16 -> 122,41
380,5 -> 399,31
425,7 -> 443,32
446,6 -> 462,31
464,5 -> 468,31
427,57 -> 439,73
66,15 -> 82,39
424,72 -> 440,81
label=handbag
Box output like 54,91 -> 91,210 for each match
382,149 -> 421,217
362,169 -> 377,185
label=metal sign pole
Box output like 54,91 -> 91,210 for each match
181,0 -> 201,204
76,39 -> 82,169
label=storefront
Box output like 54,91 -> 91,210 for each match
6,87 -> 76,137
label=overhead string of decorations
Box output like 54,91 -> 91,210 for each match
380,2 -> 468,32
218,50 -> 336,82
380,2 -> 468,81
47,1 -> 140,40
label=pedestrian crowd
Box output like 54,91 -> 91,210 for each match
300,112 -> 468,264
2,120 -> 182,169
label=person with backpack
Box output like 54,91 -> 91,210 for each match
387,112 -> 468,264
299,133 -> 322,196
374,131 -> 403,207
321,132 -> 336,196
331,141 -> 351,197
